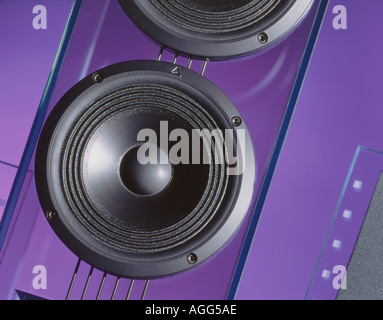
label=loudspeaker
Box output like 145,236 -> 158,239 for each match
35,60 -> 255,279
0,0 -> 323,300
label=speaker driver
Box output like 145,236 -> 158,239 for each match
35,60 -> 255,279
119,0 -> 314,60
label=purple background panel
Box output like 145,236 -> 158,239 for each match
0,163 -> 18,218
0,0 -> 74,221
236,0 -> 383,300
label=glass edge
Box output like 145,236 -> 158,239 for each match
0,0 -> 83,251
304,145 -> 383,299
226,0 -> 330,300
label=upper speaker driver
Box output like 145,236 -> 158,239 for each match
119,0 -> 314,60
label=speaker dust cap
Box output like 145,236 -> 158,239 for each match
35,60 -> 255,279
119,0 -> 314,60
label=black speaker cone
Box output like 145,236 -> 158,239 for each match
119,145 -> 173,197
119,0 -> 314,60
35,61 -> 255,279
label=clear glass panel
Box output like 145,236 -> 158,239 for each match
0,0 -> 74,223
306,147 -> 383,299
0,162 -> 18,219
0,0 -> 321,300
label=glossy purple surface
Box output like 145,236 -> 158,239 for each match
0,0 -> 73,172
236,0 -> 383,299
0,163 -> 17,219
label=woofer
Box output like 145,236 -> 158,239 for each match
119,0 -> 314,60
35,60 -> 255,279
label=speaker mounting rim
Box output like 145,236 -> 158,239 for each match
118,0 -> 314,61
35,60 -> 256,279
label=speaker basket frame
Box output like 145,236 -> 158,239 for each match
35,60 -> 256,280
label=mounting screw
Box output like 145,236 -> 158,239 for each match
92,72 -> 103,83
46,210 -> 58,221
257,32 -> 268,44
187,253 -> 198,265
231,116 -> 242,127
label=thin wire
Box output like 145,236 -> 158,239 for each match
81,266 -> 94,300
96,273 -> 107,300
187,59 -> 193,69
111,277 -> 120,300
65,259 -> 81,300
141,280 -> 150,300
173,53 -> 178,64
201,59 -> 209,76
125,279 -> 135,300
157,47 -> 164,61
